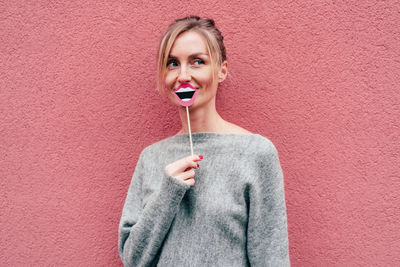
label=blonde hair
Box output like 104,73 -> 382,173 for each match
156,16 -> 227,97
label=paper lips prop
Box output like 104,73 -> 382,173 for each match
173,83 -> 199,107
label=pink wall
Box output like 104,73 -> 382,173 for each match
1,1 -> 399,266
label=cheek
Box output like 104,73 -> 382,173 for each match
164,72 -> 176,88
194,68 -> 214,84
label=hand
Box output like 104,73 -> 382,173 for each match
164,154 -> 203,187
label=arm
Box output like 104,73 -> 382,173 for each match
247,141 -> 291,266
118,152 -> 190,267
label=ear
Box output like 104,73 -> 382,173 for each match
218,61 -> 228,83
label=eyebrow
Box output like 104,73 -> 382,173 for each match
168,52 -> 208,58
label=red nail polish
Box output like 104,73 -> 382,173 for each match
197,163 -> 199,168
199,155 -> 203,159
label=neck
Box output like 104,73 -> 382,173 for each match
177,97 -> 226,134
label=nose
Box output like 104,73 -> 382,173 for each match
177,65 -> 191,83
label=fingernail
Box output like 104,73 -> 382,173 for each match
199,155 -> 203,159
197,163 -> 199,168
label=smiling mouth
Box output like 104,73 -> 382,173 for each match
175,87 -> 196,102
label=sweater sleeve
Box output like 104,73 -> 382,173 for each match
246,141 -> 290,267
118,151 -> 190,267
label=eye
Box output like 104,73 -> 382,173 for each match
193,59 -> 205,65
167,59 -> 178,68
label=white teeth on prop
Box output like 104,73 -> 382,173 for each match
182,98 -> 191,101
176,87 -> 195,93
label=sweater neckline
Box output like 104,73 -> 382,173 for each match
168,132 -> 261,142
175,132 -> 257,137
150,132 -> 265,154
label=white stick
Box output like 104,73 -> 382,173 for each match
186,106 -> 194,156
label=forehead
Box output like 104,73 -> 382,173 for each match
169,31 -> 208,57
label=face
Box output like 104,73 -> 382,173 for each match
164,31 -> 227,109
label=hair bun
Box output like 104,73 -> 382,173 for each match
175,16 -> 200,23
207,19 -> 215,26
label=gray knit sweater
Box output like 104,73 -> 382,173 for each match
118,132 -> 290,266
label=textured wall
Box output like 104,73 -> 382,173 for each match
1,0 -> 399,266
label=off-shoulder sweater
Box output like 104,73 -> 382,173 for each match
118,132 -> 290,266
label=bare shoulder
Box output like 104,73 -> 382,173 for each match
224,122 -> 253,134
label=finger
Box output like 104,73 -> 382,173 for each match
175,168 -> 195,181
184,178 -> 195,187
184,164 -> 199,172
169,154 -> 202,172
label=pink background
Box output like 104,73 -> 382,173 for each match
1,1 -> 399,266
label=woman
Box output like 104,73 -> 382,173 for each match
118,16 -> 290,266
